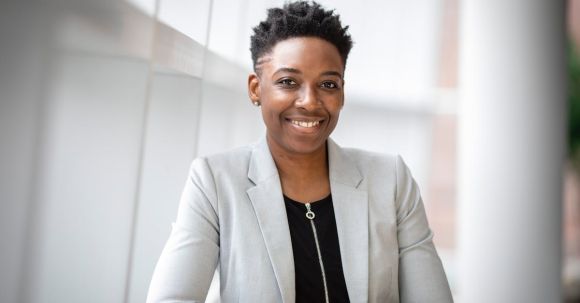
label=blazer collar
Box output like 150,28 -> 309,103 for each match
246,136 -> 295,303
247,136 -> 278,185
327,137 -> 369,302
246,135 -> 369,303
327,137 -> 363,187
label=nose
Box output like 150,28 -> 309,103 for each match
296,85 -> 320,111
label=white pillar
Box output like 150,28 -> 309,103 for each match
457,1 -> 566,302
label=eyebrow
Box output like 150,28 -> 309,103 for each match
273,67 -> 301,75
273,67 -> 343,79
321,71 -> 343,78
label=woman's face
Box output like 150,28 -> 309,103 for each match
248,37 -> 345,156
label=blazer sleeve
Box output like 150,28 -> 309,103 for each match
395,155 -> 454,303
147,158 -> 220,303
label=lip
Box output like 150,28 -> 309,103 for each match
285,117 -> 325,134
285,115 -> 325,122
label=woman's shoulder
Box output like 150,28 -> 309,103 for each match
190,143 -> 255,176
342,146 -> 398,161
332,143 -> 414,187
335,144 -> 401,171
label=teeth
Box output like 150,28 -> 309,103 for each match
291,120 -> 320,128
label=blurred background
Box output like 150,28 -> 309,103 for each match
0,0 -> 577,302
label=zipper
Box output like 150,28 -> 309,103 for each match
305,203 -> 330,303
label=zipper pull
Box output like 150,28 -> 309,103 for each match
305,203 -> 315,220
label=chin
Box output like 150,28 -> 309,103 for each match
267,131 -> 329,155
286,138 -> 327,155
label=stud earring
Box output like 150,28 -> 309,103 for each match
253,101 -> 261,107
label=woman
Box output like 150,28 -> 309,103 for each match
147,2 -> 453,302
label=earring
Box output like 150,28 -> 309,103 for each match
253,101 -> 261,107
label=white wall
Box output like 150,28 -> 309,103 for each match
30,51 -> 150,303
127,72 -> 204,303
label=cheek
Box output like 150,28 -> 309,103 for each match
329,107 -> 342,129
261,106 -> 282,127
331,112 -> 341,125
322,90 -> 344,109
270,90 -> 297,103
328,97 -> 344,114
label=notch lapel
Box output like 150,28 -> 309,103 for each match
328,138 -> 369,302
246,137 -> 295,303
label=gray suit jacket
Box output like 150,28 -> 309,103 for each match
147,136 -> 453,303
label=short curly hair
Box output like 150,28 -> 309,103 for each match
250,1 -> 353,72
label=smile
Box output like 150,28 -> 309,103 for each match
290,120 -> 321,128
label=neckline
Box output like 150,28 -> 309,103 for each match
283,193 -> 332,207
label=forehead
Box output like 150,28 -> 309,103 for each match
260,37 -> 344,75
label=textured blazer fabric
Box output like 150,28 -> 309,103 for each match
147,136 -> 453,303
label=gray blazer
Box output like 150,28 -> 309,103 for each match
147,136 -> 453,303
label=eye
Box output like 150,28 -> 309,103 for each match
277,78 -> 297,87
321,81 -> 339,89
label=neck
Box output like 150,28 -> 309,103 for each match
267,136 -> 331,202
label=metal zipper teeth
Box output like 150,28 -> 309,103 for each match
305,203 -> 330,303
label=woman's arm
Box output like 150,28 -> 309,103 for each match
147,158 -> 220,303
395,155 -> 454,302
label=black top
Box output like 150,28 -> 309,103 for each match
283,194 -> 350,303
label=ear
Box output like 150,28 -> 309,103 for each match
248,73 -> 261,105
